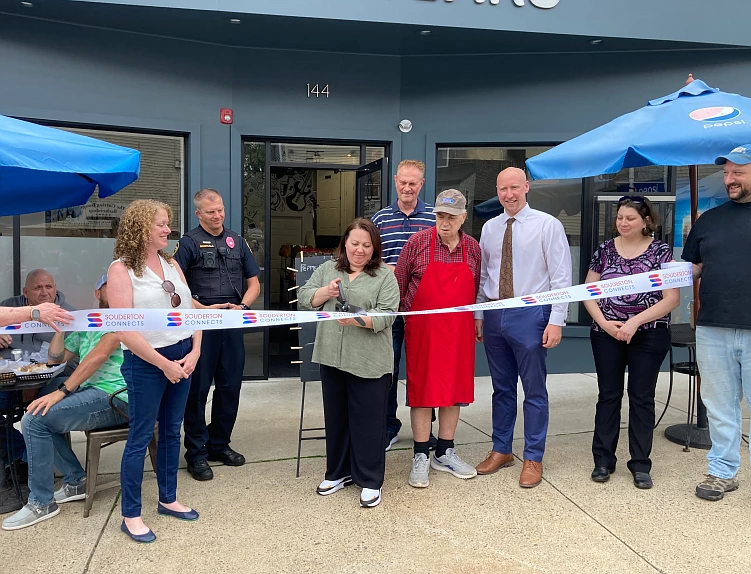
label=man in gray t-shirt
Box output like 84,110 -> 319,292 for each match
0,269 -> 76,363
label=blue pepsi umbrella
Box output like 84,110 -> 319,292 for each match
0,114 -> 140,216
526,79 -> 751,180
524,78 -> 738,448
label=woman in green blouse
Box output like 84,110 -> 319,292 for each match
298,218 -> 399,509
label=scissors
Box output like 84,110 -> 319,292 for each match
335,282 -> 367,327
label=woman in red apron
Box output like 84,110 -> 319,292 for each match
393,189 -> 481,489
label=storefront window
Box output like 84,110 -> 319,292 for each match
672,164 -> 726,324
436,145 -> 582,322
593,166 -> 671,245
365,146 -> 385,164
9,127 -> 185,311
0,216 -> 14,297
242,141 -> 267,378
270,142 -> 360,165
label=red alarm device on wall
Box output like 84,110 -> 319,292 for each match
220,108 -> 233,124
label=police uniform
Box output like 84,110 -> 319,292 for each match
174,225 -> 260,465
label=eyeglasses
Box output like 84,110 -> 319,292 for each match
161,280 -> 182,308
618,195 -> 646,204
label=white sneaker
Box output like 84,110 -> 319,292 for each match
316,476 -> 353,496
54,480 -> 87,504
408,453 -> 430,488
431,448 -> 477,479
360,488 -> 381,508
385,433 -> 399,452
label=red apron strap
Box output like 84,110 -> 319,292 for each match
431,226 -> 467,264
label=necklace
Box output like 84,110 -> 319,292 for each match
617,236 -> 648,259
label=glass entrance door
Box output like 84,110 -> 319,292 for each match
356,157 -> 387,218
242,138 -> 390,379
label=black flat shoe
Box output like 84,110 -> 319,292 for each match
207,448 -> 246,467
591,466 -> 615,483
187,459 -> 214,481
121,520 -> 156,544
633,472 -> 653,489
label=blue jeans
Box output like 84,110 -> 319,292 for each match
483,306 -> 550,462
695,326 -> 751,479
386,316 -> 404,436
22,386 -> 127,506
120,338 -> 193,519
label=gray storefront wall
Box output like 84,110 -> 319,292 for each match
2,1 -> 750,376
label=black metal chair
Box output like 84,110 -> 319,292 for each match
664,323 -> 711,450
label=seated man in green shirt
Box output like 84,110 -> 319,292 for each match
2,273 -> 128,531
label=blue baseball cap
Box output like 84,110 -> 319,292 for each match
95,273 -> 108,290
715,145 -> 751,165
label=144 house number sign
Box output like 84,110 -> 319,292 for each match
307,84 -> 330,98
422,0 -> 560,7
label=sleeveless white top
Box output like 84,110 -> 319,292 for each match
114,255 -> 195,350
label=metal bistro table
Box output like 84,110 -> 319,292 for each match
0,366 -> 65,512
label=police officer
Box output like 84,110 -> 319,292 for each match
174,188 -> 261,481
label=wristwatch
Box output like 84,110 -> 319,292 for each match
30,307 -> 41,321
57,382 -> 72,397
239,303 -> 250,310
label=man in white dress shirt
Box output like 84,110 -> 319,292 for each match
474,167 -> 572,488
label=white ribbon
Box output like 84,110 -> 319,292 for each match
3,263 -> 693,334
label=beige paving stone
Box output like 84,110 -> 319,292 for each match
541,430 -> 751,574
4,373 -> 750,574
85,447 -> 655,574
0,475 -> 122,574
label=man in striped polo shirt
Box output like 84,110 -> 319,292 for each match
371,159 -> 435,451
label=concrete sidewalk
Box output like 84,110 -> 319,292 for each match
2,373 -> 750,574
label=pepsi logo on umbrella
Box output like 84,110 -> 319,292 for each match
689,106 -> 742,122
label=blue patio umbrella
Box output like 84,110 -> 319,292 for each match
526,79 -> 751,180
0,114 -> 140,216
525,77 -> 737,450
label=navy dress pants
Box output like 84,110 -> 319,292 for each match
483,306 -> 550,462
183,328 -> 245,463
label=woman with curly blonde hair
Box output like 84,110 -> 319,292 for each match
108,199 -> 202,543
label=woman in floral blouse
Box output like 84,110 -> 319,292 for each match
584,196 -> 679,490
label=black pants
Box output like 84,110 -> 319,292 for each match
590,327 -> 670,474
183,328 -> 245,463
320,365 -> 390,490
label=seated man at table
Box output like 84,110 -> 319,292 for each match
2,274 -> 128,531
0,268 -> 77,364
0,268 -> 78,473
0,283 -> 75,491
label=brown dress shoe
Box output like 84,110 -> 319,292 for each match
519,460 -> 543,488
475,451 -> 515,475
